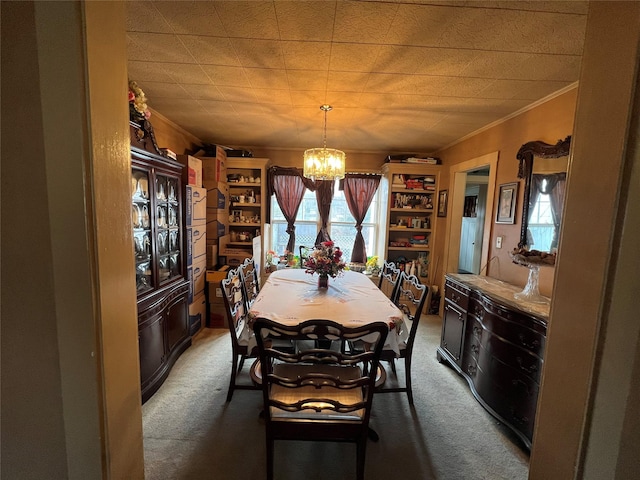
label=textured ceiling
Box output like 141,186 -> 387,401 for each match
126,0 -> 587,154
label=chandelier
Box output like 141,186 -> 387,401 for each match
303,105 -> 346,181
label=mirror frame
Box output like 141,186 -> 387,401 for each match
516,136 -> 571,249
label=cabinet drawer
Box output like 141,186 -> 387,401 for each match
480,329 -> 542,383
445,279 -> 470,310
474,352 -> 539,441
473,296 -> 546,356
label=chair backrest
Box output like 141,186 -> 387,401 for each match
253,318 -> 388,424
394,272 -> 430,350
220,267 -> 250,345
378,261 -> 401,300
299,245 -> 312,263
239,257 -> 260,308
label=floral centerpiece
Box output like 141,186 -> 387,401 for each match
128,80 -> 151,123
365,255 -> 380,276
303,241 -> 346,288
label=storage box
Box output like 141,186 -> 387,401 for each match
206,266 -> 230,305
177,155 -> 203,187
199,148 -> 227,183
207,244 -> 218,268
185,186 -> 207,226
188,292 -> 206,335
206,208 -> 229,226
186,226 -> 207,266
206,219 -> 227,241
208,306 -> 227,328
221,252 -> 252,268
187,257 -> 207,303
203,180 -> 229,210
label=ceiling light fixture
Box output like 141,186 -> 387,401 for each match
303,105 -> 346,181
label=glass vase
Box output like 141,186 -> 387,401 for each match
514,264 -> 546,303
318,274 -> 329,290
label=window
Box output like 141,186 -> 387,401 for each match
528,189 -> 554,252
269,182 -> 380,262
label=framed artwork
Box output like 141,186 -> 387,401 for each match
496,182 -> 519,224
437,190 -> 448,217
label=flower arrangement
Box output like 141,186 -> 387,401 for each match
128,80 -> 151,122
365,255 -> 380,275
303,241 -> 346,278
266,250 -> 277,266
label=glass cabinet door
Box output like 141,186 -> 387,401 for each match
133,169 -> 153,294
155,173 -> 182,283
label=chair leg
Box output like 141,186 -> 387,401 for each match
356,437 -> 367,480
405,354 -> 414,405
226,353 -> 239,402
389,358 -> 397,375
266,436 -> 275,480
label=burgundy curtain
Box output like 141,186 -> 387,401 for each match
314,180 -> 334,245
537,172 -> 566,250
266,167 -> 320,252
528,173 -> 566,249
267,167 -> 333,249
343,173 -> 381,263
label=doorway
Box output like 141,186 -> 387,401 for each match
458,168 -> 490,274
442,152 -> 498,283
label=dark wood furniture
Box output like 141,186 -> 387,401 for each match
220,267 -> 260,402
131,121 -> 191,403
437,274 -> 550,450
377,272 -> 430,404
253,318 -> 388,480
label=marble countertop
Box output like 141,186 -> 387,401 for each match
446,273 -> 550,321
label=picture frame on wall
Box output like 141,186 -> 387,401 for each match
437,190 -> 448,217
496,182 -> 518,224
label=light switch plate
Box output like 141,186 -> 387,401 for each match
496,236 -> 503,249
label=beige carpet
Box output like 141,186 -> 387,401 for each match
142,315 -> 529,480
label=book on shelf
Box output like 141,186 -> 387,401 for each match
406,157 -> 439,164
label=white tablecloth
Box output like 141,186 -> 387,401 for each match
248,269 -> 406,355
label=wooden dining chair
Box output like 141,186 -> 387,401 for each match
220,267 -> 261,402
378,271 -> 430,405
238,257 -> 260,308
299,245 -> 312,264
253,318 -> 388,480
378,260 -> 401,300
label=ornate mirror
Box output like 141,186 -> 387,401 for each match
516,136 -> 571,252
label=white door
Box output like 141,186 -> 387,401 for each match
459,217 -> 477,273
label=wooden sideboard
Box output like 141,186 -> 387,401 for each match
437,273 -> 550,450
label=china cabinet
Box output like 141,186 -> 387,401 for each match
437,273 -> 549,449
380,163 -> 440,282
130,121 -> 191,403
224,158 -> 269,264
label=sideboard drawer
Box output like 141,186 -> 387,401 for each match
445,279 -> 470,310
481,329 -> 543,383
475,353 -> 540,440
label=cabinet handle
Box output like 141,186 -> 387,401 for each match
473,326 -> 482,337
516,356 -> 538,375
511,412 -> 530,426
452,293 -> 461,303
467,364 -> 477,375
511,378 -> 533,397
471,344 -> 479,354
458,312 -> 463,321
518,333 -> 540,350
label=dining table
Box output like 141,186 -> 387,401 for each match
247,268 -> 406,355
